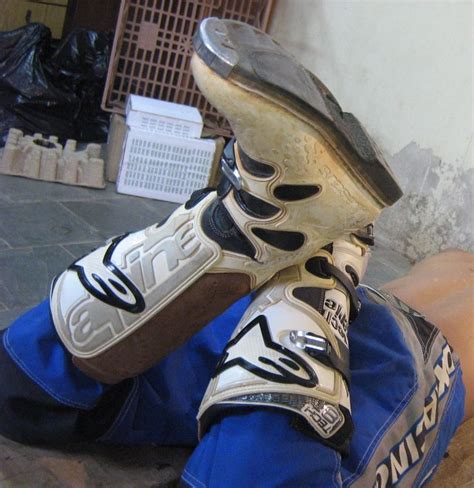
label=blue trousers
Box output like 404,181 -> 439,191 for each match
0,287 -> 465,487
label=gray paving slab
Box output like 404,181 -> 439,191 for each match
365,244 -> 413,287
61,241 -> 105,259
0,174 -> 120,203
140,197 -> 179,216
0,245 -> 74,310
0,174 -> 91,202
0,307 -> 31,330
0,201 -> 103,247
61,198 -> 173,240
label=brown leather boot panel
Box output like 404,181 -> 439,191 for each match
72,272 -> 251,384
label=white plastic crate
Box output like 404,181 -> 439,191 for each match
126,95 -> 203,139
117,129 -> 216,204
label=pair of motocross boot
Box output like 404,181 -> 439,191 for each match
50,18 -> 402,451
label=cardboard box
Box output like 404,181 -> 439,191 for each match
117,129 -> 216,204
126,95 -> 203,139
105,113 -> 127,182
207,136 -> 226,188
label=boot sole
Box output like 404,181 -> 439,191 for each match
193,18 -> 402,207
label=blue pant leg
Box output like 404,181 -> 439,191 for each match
0,295 -> 254,446
1,288 -> 464,487
100,294 -> 254,445
0,300 -> 133,443
181,289 -> 465,488
2,300 -> 105,407
95,292 -> 342,487
182,410 -> 341,488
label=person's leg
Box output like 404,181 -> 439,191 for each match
382,250 -> 474,419
0,295 -> 252,446
183,246 -> 466,487
0,13 -> 405,445
49,17 -> 402,384
0,300 -> 132,444
98,294 -> 253,446
184,232 -> 369,487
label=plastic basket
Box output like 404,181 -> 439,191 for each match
101,0 -> 274,136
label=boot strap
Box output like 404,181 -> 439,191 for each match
197,312 -> 353,453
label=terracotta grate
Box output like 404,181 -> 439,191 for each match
102,0 -> 274,136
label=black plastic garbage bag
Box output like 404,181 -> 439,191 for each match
0,23 -> 112,146
46,28 -> 112,142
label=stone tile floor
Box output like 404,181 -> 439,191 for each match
0,173 -> 413,487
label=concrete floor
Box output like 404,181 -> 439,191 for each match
0,173 -> 413,486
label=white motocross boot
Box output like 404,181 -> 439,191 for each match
50,18 -> 401,383
198,228 -> 373,453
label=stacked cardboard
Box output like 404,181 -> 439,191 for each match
0,129 -> 105,189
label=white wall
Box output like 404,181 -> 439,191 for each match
270,0 -> 473,260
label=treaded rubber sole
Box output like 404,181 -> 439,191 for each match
193,18 -> 402,207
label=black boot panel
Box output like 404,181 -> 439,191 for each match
292,287 -> 325,314
238,145 -> 275,178
252,227 -> 305,251
201,199 -> 256,258
234,189 -> 280,219
274,184 -> 321,201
